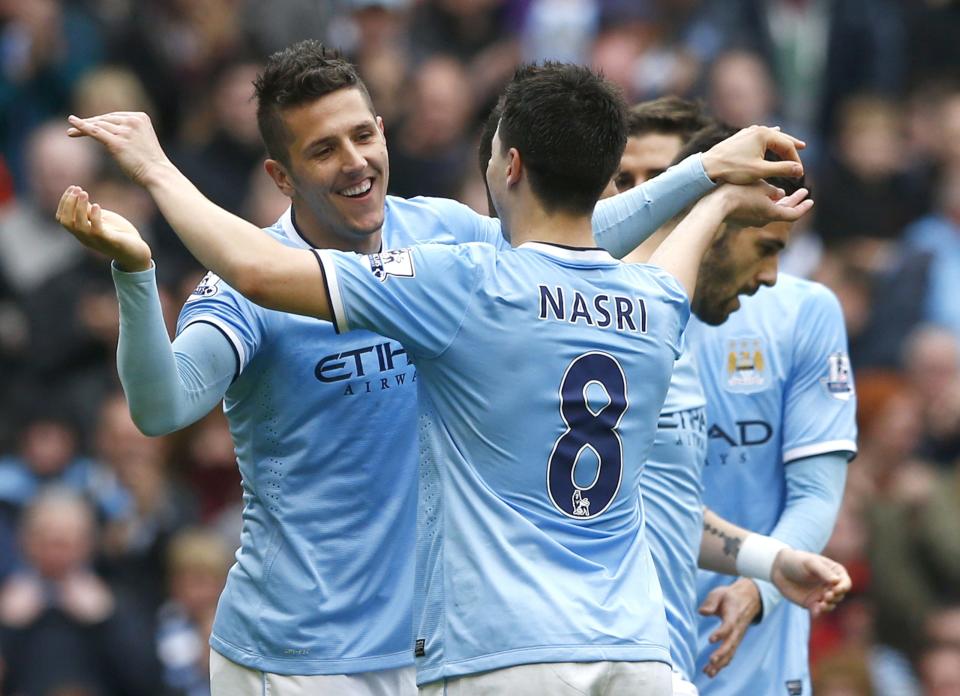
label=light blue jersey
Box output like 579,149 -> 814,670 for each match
318,241 -> 689,684
642,348 -> 707,682
689,274 -> 857,696
177,197 -> 502,675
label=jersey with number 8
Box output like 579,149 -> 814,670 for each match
317,241 -> 689,685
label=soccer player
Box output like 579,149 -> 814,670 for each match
615,117 -> 842,694
55,42 -> 812,696
687,136 -> 857,696
569,103 -> 850,695
58,63 -> 814,694
613,96 -> 712,193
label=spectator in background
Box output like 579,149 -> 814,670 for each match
707,50 -> 779,131
902,326 -> 960,465
96,394 -> 197,613
901,169 -> 960,338
72,66 -> 158,128
409,0 -> 519,110
918,642 -> 960,696
0,409 -> 130,578
387,55 -> 475,199
175,62 -> 265,217
0,121 -> 98,296
0,0 -> 104,187
0,487 -> 160,695
702,0 -> 904,137
816,95 -> 927,248
157,528 -> 231,696
345,0 -> 413,126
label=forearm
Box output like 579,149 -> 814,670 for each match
648,190 -> 728,297
592,154 -> 715,258
756,452 -> 848,618
771,453 -> 848,552
143,163 -> 328,318
114,264 -> 233,435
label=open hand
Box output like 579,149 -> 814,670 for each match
56,185 -> 152,272
697,577 -> 761,677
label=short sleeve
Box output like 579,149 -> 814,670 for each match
412,196 -> 508,249
317,243 -> 486,359
176,271 -> 267,376
782,286 -> 858,463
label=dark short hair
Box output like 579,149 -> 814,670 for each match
254,40 -> 374,165
478,102 -> 502,216
673,123 -> 806,195
627,96 -> 710,140
497,63 -> 628,215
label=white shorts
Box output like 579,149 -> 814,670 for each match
672,670 -> 699,696
210,649 -> 417,696
419,660 -> 672,695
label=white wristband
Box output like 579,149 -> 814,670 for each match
736,534 -> 789,582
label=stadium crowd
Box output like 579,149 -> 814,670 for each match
1,0 -> 959,694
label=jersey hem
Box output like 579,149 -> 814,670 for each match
783,439 -> 857,463
416,643 -> 671,685
209,634 -> 413,676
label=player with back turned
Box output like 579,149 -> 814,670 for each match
57,63 -> 816,694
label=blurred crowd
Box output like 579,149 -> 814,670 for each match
1,0 -> 959,694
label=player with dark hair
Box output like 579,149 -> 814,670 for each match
55,40 -> 806,695
618,120 -> 855,695
614,97 -> 712,193
58,62 -> 818,694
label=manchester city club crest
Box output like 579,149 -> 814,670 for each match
367,248 -> 415,282
821,351 -> 854,401
724,338 -> 768,393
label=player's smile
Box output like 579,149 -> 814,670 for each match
338,177 -> 374,200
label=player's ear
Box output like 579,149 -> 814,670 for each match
376,115 -> 386,142
265,159 -> 295,198
505,148 -> 523,188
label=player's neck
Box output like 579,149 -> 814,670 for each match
507,203 -> 596,249
291,203 -> 382,254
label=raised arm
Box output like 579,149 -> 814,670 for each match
66,113 -> 332,320
593,125 -> 806,259
647,183 -> 813,299
56,189 -> 236,435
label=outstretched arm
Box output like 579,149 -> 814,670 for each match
56,188 -> 236,435
66,113 -> 331,320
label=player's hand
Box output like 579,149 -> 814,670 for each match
771,549 -> 851,617
697,577 -> 761,677
66,111 -> 171,188
717,182 -> 814,228
701,125 -> 805,185
56,185 -> 153,272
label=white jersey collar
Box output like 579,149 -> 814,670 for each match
519,241 -> 617,264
